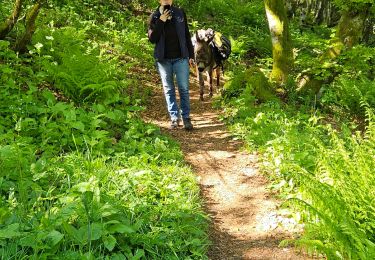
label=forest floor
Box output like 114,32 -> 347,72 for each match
141,71 -> 316,260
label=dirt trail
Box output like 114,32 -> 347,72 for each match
142,76 -> 311,260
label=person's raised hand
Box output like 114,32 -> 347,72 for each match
160,10 -> 171,22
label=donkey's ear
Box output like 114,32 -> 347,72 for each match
195,31 -> 201,40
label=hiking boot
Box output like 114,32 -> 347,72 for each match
183,118 -> 193,131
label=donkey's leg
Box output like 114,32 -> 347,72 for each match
216,67 -> 220,93
207,70 -> 213,97
195,65 -> 200,82
199,72 -> 204,101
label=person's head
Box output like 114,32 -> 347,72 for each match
159,0 -> 173,6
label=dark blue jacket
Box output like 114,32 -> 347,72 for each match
148,6 -> 194,61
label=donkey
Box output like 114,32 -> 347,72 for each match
192,29 -> 221,101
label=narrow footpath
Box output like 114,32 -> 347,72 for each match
142,74 -> 313,260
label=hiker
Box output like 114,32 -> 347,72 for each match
148,0 -> 194,130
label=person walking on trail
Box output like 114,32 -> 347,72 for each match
148,0 -> 194,131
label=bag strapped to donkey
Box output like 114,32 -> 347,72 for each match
210,31 -> 231,73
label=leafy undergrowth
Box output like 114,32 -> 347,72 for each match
218,83 -> 375,258
210,0 -> 375,252
0,1 -> 208,259
219,57 -> 375,259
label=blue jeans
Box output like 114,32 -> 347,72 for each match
156,58 -> 190,121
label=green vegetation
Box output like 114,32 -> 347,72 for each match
208,0 -> 375,258
1,0 -> 374,259
0,0 -> 207,258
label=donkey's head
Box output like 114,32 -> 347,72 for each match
193,29 -> 215,72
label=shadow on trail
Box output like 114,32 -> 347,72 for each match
142,76 -> 317,260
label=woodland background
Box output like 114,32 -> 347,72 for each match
0,0 -> 374,259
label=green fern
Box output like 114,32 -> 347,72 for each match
284,118 -> 375,259
37,27 -> 127,104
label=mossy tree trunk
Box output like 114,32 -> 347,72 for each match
0,0 -> 23,39
337,10 -> 368,49
326,2 -> 341,27
265,0 -> 293,85
297,9 -> 369,94
14,0 -> 45,53
318,10 -> 368,60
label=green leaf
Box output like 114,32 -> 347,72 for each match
51,102 -> 69,114
0,40 -> 10,48
90,222 -> 103,241
46,230 -> 64,246
103,234 -> 116,251
73,182 -> 92,193
100,204 -> 118,218
81,191 -> 94,207
110,253 -> 126,260
77,227 -> 88,244
42,90 -> 56,105
72,223 -> 103,244
62,223 -> 81,242
64,109 -> 77,121
1,66 -> 15,74
133,249 -> 145,260
0,223 -> 21,239
107,223 -> 135,234
93,104 -> 106,113
19,234 -> 37,247
71,121 -> 85,131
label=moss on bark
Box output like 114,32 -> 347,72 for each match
15,1 -> 44,53
244,67 -> 278,103
265,0 -> 293,85
298,10 -> 368,95
0,0 -> 23,39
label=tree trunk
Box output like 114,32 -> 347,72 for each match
362,16 -> 375,45
323,9 -> 368,59
326,1 -> 340,27
14,1 -> 44,53
337,10 -> 368,49
305,0 -> 312,15
0,0 -> 23,39
314,0 -> 327,25
285,0 -> 298,19
265,0 -> 293,85
297,9 -> 368,94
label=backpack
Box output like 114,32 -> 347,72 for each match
211,32 -> 231,61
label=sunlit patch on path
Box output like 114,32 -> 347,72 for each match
142,76 -> 315,260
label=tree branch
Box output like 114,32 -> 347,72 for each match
0,0 -> 24,39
